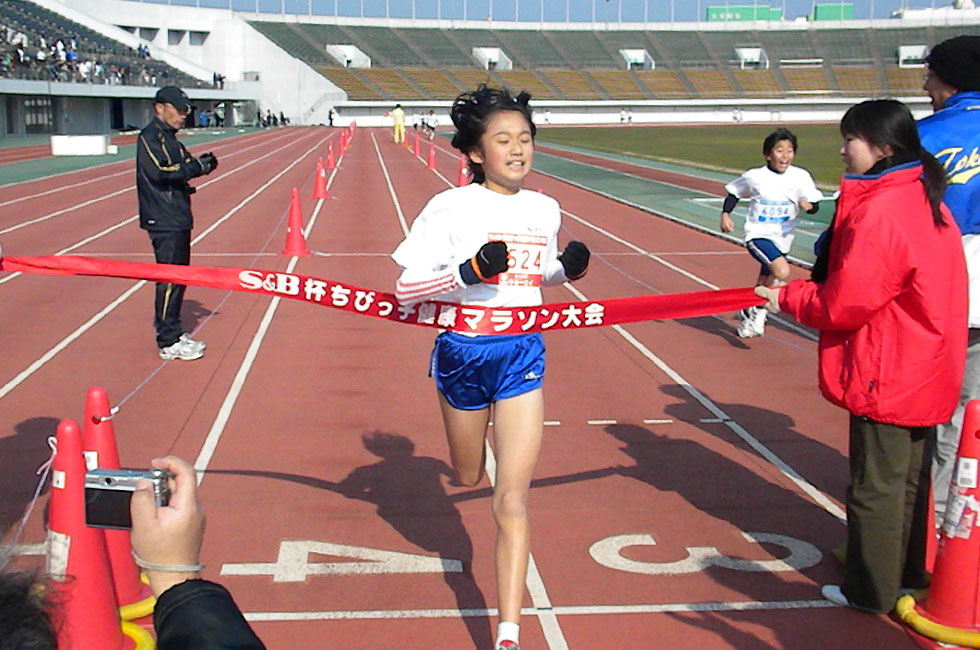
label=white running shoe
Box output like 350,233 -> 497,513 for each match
159,337 -> 205,361
737,307 -> 766,338
179,333 -> 206,353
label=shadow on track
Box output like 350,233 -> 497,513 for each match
207,430 -> 494,649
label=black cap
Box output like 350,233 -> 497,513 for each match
927,36 -> 980,93
154,86 -> 194,111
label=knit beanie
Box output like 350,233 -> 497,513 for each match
926,35 -> 980,92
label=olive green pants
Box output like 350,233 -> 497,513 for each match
843,415 -> 933,612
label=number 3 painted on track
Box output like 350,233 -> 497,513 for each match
588,532 -> 822,575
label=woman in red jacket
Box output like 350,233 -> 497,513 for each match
756,99 -> 968,613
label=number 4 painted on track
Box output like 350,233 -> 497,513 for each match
589,532 -> 822,575
220,540 -> 463,582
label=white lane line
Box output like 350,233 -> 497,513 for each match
0,127 -> 294,194
0,128 -> 327,287
0,129 -> 314,236
0,132 -> 332,403
194,144 -> 341,479
544,420 -> 561,426
643,419 -> 674,425
378,137 -> 569,650
562,280 -> 846,523
243,599 -> 834,622
586,419 -> 617,426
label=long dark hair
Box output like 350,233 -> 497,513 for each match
839,99 -> 947,226
450,85 -> 535,185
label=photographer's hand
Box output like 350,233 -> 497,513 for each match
130,455 -> 206,597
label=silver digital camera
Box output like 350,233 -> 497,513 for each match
84,468 -> 171,530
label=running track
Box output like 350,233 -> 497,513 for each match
0,126 -> 926,648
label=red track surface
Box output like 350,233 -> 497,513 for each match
0,127 -> 929,649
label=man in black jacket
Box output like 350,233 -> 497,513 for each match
138,85 -> 218,361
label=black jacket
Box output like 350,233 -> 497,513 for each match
155,579 -> 266,649
137,117 -> 205,231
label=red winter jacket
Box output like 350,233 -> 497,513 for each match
780,163 -> 967,426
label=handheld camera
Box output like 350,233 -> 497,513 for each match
84,468 -> 171,530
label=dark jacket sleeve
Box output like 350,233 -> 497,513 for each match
137,128 -> 203,185
154,579 -> 266,650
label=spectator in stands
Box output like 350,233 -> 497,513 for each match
918,35 -> 980,528
388,103 -> 405,143
0,455 -> 265,649
279,111 -> 287,126
392,85 -> 590,650
756,99 -> 967,613
137,86 -> 217,361
719,128 -> 823,338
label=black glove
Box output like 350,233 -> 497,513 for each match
459,241 -> 509,285
559,241 -> 590,280
199,152 -> 218,174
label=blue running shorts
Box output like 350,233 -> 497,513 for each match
431,332 -> 545,410
746,238 -> 784,277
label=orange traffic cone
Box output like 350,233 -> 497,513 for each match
341,129 -> 348,155
312,157 -> 329,200
413,132 -> 421,157
404,131 -> 411,149
326,142 -> 336,169
281,188 -> 310,256
81,387 -> 155,620
898,399 -> 980,646
48,419 -> 132,649
457,154 -> 470,187
426,141 -> 436,169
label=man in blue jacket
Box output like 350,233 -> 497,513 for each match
918,35 -> 980,526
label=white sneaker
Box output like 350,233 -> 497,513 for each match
159,338 -> 204,361
820,584 -> 879,612
737,307 -> 765,338
179,333 -> 206,353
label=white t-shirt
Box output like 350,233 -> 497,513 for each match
724,165 -> 823,253
392,184 -> 568,309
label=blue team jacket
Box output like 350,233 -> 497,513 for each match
918,91 -> 980,235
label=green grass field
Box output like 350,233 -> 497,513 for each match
536,123 -> 846,188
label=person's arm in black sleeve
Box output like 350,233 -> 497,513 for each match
722,194 -> 739,213
805,201 -> 819,215
720,193 -> 739,233
138,131 -> 203,184
154,579 -> 266,650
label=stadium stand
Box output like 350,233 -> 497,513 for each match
317,66 -> 383,100
833,65 -> 885,96
247,20 -> 980,103
588,69 -> 651,99
731,69 -> 784,97
495,69 -> 558,99
886,66 -> 927,95
684,69 -> 738,98
400,68 -> 466,100
633,69 -> 691,99
1,0 -> 199,86
780,66 -> 835,94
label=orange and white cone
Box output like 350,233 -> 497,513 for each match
898,399 -> 980,647
81,386 -> 155,620
312,157 -> 329,200
48,419 -> 133,649
281,188 -> 310,256
457,154 -> 471,187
